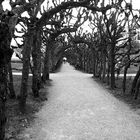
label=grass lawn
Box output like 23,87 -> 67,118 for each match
127,65 -> 139,74
113,77 -> 140,115
95,76 -> 140,116
5,74 -> 48,139
120,65 -> 139,74
11,61 -> 23,72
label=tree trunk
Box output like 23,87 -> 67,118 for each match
0,22 -> 13,140
110,42 -> 115,89
130,66 -> 140,95
32,29 -> 42,97
122,63 -> 130,94
8,62 -> 16,98
19,27 -> 34,113
86,54 -> 90,73
102,53 -> 106,82
99,60 -> 102,80
51,50 -> 57,72
107,62 -> 110,85
83,49 -> 86,71
42,41 -> 52,83
95,58 -> 98,77
0,67 -> 7,140
134,77 -> 140,100
88,55 -> 92,73
92,51 -> 96,77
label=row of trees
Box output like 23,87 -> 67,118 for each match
0,0 -> 140,139
65,1 -> 140,97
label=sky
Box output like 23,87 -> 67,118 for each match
131,0 -> 140,9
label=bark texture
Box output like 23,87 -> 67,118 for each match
42,40 -> 52,83
110,42 -> 115,89
0,22 -> 13,140
122,63 -> 130,94
130,66 -> 140,95
19,27 -> 34,113
32,29 -> 42,97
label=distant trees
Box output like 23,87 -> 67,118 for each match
18,0 -> 94,111
41,7 -> 89,83
10,0 -> 124,112
65,0 -> 140,96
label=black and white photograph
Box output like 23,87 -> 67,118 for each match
1,0 -> 140,139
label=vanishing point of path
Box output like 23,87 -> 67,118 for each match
22,63 -> 140,140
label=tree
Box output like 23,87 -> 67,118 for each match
0,17 -> 13,140
41,7 -> 88,82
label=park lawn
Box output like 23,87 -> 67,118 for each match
5,74 -> 47,139
11,61 -> 23,72
113,77 -> 140,113
95,76 -> 140,114
120,65 -> 139,74
127,65 -> 139,74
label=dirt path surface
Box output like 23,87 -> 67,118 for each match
21,63 -> 140,140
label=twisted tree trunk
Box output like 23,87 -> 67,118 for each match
19,27 -> 34,113
42,40 -> 52,83
102,52 -> 106,82
122,63 -> 130,94
134,77 -> 140,100
32,29 -> 42,97
130,66 -> 140,95
0,22 -> 13,140
0,67 -> 7,140
92,51 -> 96,77
107,62 -> 110,85
110,42 -> 115,89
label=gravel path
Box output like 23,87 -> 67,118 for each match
22,63 -> 140,140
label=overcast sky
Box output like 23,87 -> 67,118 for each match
131,0 -> 140,9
